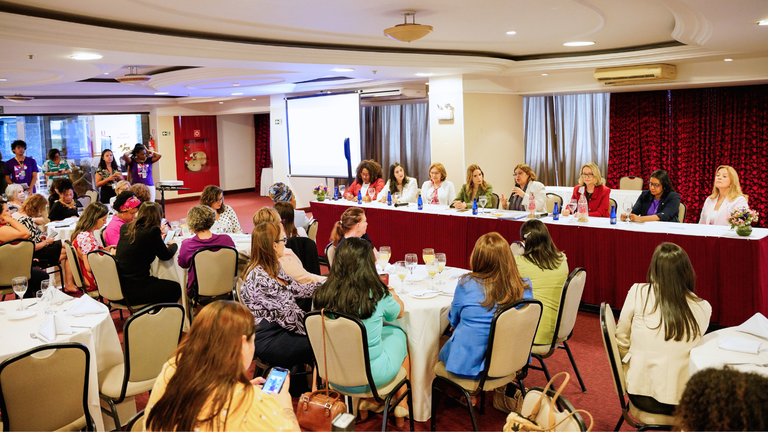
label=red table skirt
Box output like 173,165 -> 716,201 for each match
310,201 -> 768,326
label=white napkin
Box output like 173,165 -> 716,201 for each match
64,295 -> 108,315
440,285 -> 457,296
49,289 -> 72,304
718,335 -> 763,354
38,315 -> 74,341
450,268 -> 467,279
735,313 -> 768,339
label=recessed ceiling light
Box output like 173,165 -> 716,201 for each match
0,78 -> 7,82
415,73 -> 434,77
563,41 -> 594,47
724,58 -> 733,62
154,92 -> 169,95
71,53 -> 103,60
231,92 -> 243,96
541,73 -> 548,76
103,72 -> 109,75
506,31 -> 517,35
252,98 -> 257,101
219,101 -> 224,104
758,20 -> 768,26
332,68 -> 355,72
233,83 -> 240,86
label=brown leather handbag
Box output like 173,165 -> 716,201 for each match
296,309 -> 348,431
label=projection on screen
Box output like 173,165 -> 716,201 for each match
286,92 -> 362,178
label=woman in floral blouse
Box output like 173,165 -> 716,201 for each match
42,148 -> 72,189
71,202 -> 111,290
95,149 -> 124,204
241,221 -> 322,369
199,185 -> 242,234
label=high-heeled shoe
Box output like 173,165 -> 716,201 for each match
358,399 -> 384,421
394,405 -> 409,428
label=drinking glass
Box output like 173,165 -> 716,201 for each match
422,248 -> 435,265
426,261 -> 439,290
435,253 -> 447,285
12,276 -> 27,311
338,185 -> 346,198
41,281 -> 54,315
395,261 -> 409,295
367,187 -> 376,201
623,202 -> 633,224
568,199 -> 578,219
405,253 -> 418,284
478,196 -> 488,213
393,192 -> 401,203
377,246 -> 391,272
171,220 -> 181,236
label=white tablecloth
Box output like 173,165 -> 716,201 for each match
0,298 -> 123,431
690,327 -> 768,377
46,217 -> 79,241
260,168 -> 274,196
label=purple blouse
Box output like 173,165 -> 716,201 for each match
177,234 -> 236,291
4,157 -> 38,189
241,265 -> 321,335
647,199 -> 661,216
128,155 -> 155,186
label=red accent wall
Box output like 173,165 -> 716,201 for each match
173,116 -> 220,194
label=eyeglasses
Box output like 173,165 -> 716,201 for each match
513,171 -> 524,176
581,173 -> 594,178
274,237 -> 288,244
649,182 -> 662,188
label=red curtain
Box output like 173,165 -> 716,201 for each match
254,114 -> 271,193
607,85 -> 768,225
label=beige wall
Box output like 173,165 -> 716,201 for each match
428,75 -> 466,185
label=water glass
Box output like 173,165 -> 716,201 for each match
12,276 -> 28,311
405,254 -> 418,284
568,199 -> 578,218
393,192 -> 401,203
478,196 -> 488,213
623,202 -> 633,224
435,253 -> 447,285
377,246 -> 391,272
394,261 -> 409,295
338,185 -> 346,198
426,261 -> 439,291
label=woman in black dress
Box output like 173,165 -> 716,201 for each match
48,181 -> 78,221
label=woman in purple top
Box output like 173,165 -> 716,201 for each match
123,143 -> 162,202
103,191 -> 140,247
622,169 -> 681,222
4,140 -> 38,193
177,205 -> 236,295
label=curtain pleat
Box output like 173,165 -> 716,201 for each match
253,113 -> 271,193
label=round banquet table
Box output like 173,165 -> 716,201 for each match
0,297 -> 124,431
689,327 -> 768,377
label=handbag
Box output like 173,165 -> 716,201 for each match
502,372 -> 593,432
296,309 -> 348,432
493,384 -> 524,414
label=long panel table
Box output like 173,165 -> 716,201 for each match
311,200 -> 768,327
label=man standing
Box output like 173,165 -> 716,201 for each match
4,140 -> 38,193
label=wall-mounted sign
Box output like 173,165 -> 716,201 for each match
162,131 -> 171,136
193,129 -> 201,138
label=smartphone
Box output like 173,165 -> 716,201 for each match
164,230 -> 175,244
48,231 -> 59,239
262,367 -> 289,394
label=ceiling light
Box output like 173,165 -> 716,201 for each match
103,72 -> 109,75
384,11 -> 433,42
758,20 -> 768,26
0,78 -> 7,82
724,58 -> 733,62
506,31 -> 517,35
115,66 -> 152,85
563,41 -> 595,47
541,73 -> 548,76
219,102 -> 224,104
252,98 -> 257,101
71,53 -> 103,60
231,92 -> 243,96
233,83 -> 240,86
154,92 -> 169,95
4,95 -> 34,102
415,73 -> 433,77
332,68 -> 355,72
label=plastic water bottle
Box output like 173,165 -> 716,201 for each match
577,192 -> 588,221
553,202 -> 560,220
610,205 -> 617,225
528,192 -> 536,217
334,187 -> 339,200
417,194 -> 423,210
357,190 -> 362,205
472,198 -> 478,215
387,191 -> 392,206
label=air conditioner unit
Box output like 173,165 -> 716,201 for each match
594,64 -> 676,86
360,86 -> 427,100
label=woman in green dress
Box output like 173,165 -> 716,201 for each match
452,164 -> 494,209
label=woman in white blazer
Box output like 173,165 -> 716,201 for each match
616,243 -> 711,416
699,165 -> 748,225
420,162 -> 456,206
500,164 -> 547,213
376,162 -> 419,203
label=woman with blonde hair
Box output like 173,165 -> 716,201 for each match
500,164 -> 547,213
71,202 -> 110,291
200,185 -> 243,234
4,183 -> 26,214
109,180 -> 130,209
699,165 -> 748,225
439,232 -> 533,379
145,301 -> 299,432
421,162 -> 457,206
562,162 -> 611,217
452,164 -> 494,209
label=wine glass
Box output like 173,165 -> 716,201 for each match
568,199 -> 578,219
405,253 -> 418,284
426,261 -> 439,291
623,201 -> 633,224
338,185 -> 346,198
12,276 -> 27,311
422,248 -> 435,265
393,192 -> 401,203
478,196 -> 488,214
377,246 -> 391,272
395,261 -> 409,294
367,187 -> 376,202
40,280 -> 54,315
171,220 -> 181,236
435,253 -> 447,285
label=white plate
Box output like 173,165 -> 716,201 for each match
8,310 -> 37,320
409,290 -> 439,299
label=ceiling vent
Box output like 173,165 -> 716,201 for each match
594,64 -> 676,85
115,66 -> 152,85
360,86 -> 427,100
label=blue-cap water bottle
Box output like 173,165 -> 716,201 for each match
610,205 -> 617,225
387,191 -> 392,206
334,186 -> 339,200
472,198 -> 478,215
357,190 -> 362,205
553,202 -> 560,220
417,194 -> 423,210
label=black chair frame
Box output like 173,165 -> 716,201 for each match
189,245 -> 238,309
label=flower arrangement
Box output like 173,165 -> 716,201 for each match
727,207 -> 759,229
313,184 -> 328,200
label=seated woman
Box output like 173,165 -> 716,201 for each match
268,182 -> 310,231
115,202 -> 181,305
312,238 -> 410,425
95,149 -> 123,204
330,207 -> 374,251
561,162 -> 611,217
4,183 -> 26,214
500,164 -> 547,213
421,162 -> 457,206
622,169 -> 681,222
145,301 -> 299,432
48,178 -> 79,212
109,180 -> 131,209
200,185 -> 243,234
103,191 -> 140,247
376,162 -> 419,203
0,199 -> 50,297
616,242 -> 712,415
71,202 -> 111,291
439,232 -> 533,380
240,221 -> 322,369
253,208 -> 325,284
13,194 -> 76,292
48,181 -> 78,222
177,205 -> 236,295
130,183 -> 151,203
699,165 -> 748,225
275,201 -> 306,238
515,220 -> 568,346
452,164 -> 494,209
344,160 -> 385,202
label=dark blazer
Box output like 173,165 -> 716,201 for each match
631,190 -> 681,222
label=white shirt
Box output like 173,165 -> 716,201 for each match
376,177 -> 419,203
698,195 -> 748,226
420,180 -> 457,206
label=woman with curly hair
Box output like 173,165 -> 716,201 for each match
343,160 -> 385,202
200,185 -> 243,234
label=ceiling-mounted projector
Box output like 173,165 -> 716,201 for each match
116,66 -> 152,85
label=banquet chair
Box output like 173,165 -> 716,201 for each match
304,310 -> 414,432
307,219 -> 318,242
77,194 -> 91,208
325,242 -> 337,268
431,299 -> 542,432
87,250 -> 149,317
99,303 -> 184,430
619,176 -> 643,190
124,409 -> 145,432
63,240 -> 100,299
510,240 -> 525,256
0,342 -> 94,431
85,190 -> 99,206
0,239 -> 34,300
609,198 -> 618,213
492,193 -> 500,209
678,202 -> 687,223
546,193 -> 563,212
189,245 -> 238,322
600,303 -> 675,431
528,268 -> 588,392
287,236 -> 322,276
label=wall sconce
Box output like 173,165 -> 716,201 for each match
436,103 -> 454,121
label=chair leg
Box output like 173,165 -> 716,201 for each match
561,341 -> 587,392
477,389 -> 485,415
406,381 -> 414,431
460,388 -> 480,432
380,393 -> 392,432
431,379 -> 441,432
101,397 -> 122,431
614,414 -> 624,431
535,354 -> 552,382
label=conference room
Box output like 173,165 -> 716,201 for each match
1,1 -> 768,431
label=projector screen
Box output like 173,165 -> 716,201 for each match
286,92 -> 362,178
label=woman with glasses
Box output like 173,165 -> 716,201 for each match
562,162 -> 611,217
241,221 -> 323,369
199,185 -> 243,234
500,164 -> 547,212
622,169 -> 680,222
